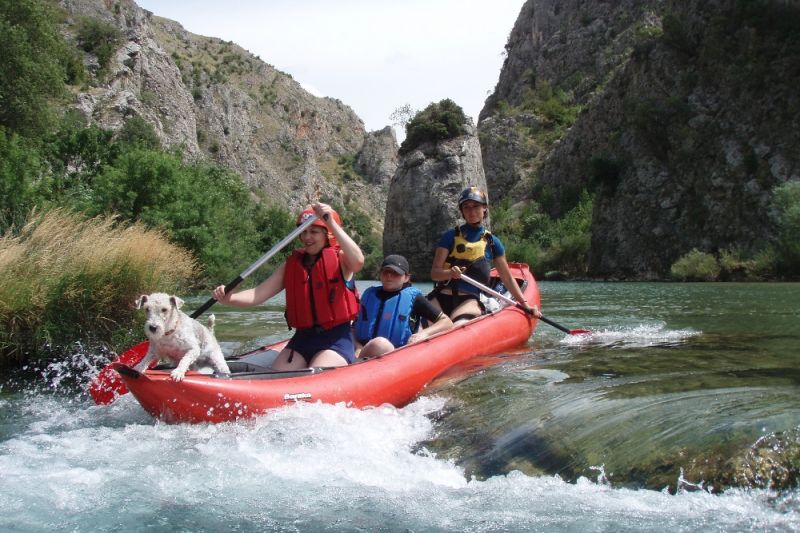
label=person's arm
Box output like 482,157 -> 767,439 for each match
213,263 -> 286,307
494,255 -> 541,317
314,202 -> 364,278
430,246 -> 462,282
407,295 -> 454,343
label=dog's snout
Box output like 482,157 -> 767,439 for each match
148,324 -> 158,333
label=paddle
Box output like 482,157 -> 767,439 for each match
190,213 -> 320,319
88,214 -> 321,405
459,273 -> 591,335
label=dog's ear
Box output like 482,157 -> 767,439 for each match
170,295 -> 184,310
135,295 -> 148,309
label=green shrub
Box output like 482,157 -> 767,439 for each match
0,0 -> 70,135
0,127 -> 47,232
670,249 -> 721,281
770,180 -> 800,276
399,99 -> 467,155
75,16 -> 122,73
116,115 -> 161,149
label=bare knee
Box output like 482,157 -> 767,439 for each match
359,337 -> 395,359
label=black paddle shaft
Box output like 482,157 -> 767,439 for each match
188,214 -> 321,320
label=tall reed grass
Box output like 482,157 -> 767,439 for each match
0,209 -> 197,364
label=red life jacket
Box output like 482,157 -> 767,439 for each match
284,246 -> 359,330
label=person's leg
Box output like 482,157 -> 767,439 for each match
450,298 -> 483,323
358,337 -> 395,359
309,349 -> 349,367
270,347 -> 311,370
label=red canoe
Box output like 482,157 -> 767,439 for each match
109,263 -> 540,423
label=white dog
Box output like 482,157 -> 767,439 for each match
133,293 -> 230,381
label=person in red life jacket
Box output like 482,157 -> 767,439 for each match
354,254 -> 453,359
429,186 -> 541,322
213,202 -> 363,370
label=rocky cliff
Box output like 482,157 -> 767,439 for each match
383,123 -> 488,277
60,0 -> 395,221
480,0 -> 800,279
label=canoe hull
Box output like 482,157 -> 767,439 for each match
116,263 -> 540,423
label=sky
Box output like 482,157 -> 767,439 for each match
135,0 -> 526,137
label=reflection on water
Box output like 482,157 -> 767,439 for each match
0,281 -> 799,530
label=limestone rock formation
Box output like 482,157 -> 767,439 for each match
481,0 -> 800,278
383,123 -> 488,278
357,126 -> 399,186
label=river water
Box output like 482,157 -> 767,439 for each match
1,281 -> 799,531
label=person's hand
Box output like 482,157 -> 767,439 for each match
520,302 -> 541,318
407,331 -> 427,344
311,202 -> 335,225
449,265 -> 465,279
213,285 -> 231,303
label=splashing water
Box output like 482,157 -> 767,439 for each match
560,322 -> 701,348
2,281 -> 800,531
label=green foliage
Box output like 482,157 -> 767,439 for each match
625,96 -> 691,159
718,247 -> 772,281
0,127 -> 46,231
116,115 -> 161,150
325,198 -> 382,276
519,81 -> 582,146
493,191 -> 593,278
670,249 -> 721,281
0,0 -> 70,136
661,13 -> 696,56
64,147 -> 294,282
75,15 -> 122,74
770,180 -> 800,275
399,99 -> 467,155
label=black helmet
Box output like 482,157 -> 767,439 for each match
458,187 -> 488,208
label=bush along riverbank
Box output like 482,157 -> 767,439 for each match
0,209 -> 197,366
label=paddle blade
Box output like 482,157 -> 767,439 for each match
568,329 -> 592,335
88,340 -> 149,405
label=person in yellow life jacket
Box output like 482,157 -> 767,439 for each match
354,254 -> 453,359
429,187 -> 541,323
213,202 -> 364,370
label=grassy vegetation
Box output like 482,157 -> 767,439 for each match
0,210 -> 196,364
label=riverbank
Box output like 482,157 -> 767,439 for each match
0,210 -> 196,366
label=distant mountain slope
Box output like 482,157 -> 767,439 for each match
62,0 -> 395,223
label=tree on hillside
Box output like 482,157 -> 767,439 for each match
0,0 -> 72,136
398,99 -> 467,155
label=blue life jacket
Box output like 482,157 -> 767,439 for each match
354,286 -> 421,348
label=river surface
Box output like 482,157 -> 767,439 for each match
1,281 -> 799,531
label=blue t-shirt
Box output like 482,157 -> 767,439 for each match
436,224 -> 505,295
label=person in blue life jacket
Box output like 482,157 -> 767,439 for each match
354,254 -> 454,359
213,202 -> 363,370
429,186 -> 542,323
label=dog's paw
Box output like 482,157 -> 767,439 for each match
170,368 -> 186,381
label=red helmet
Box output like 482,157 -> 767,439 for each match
296,207 -> 342,248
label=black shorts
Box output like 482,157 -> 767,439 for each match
427,290 -> 482,317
